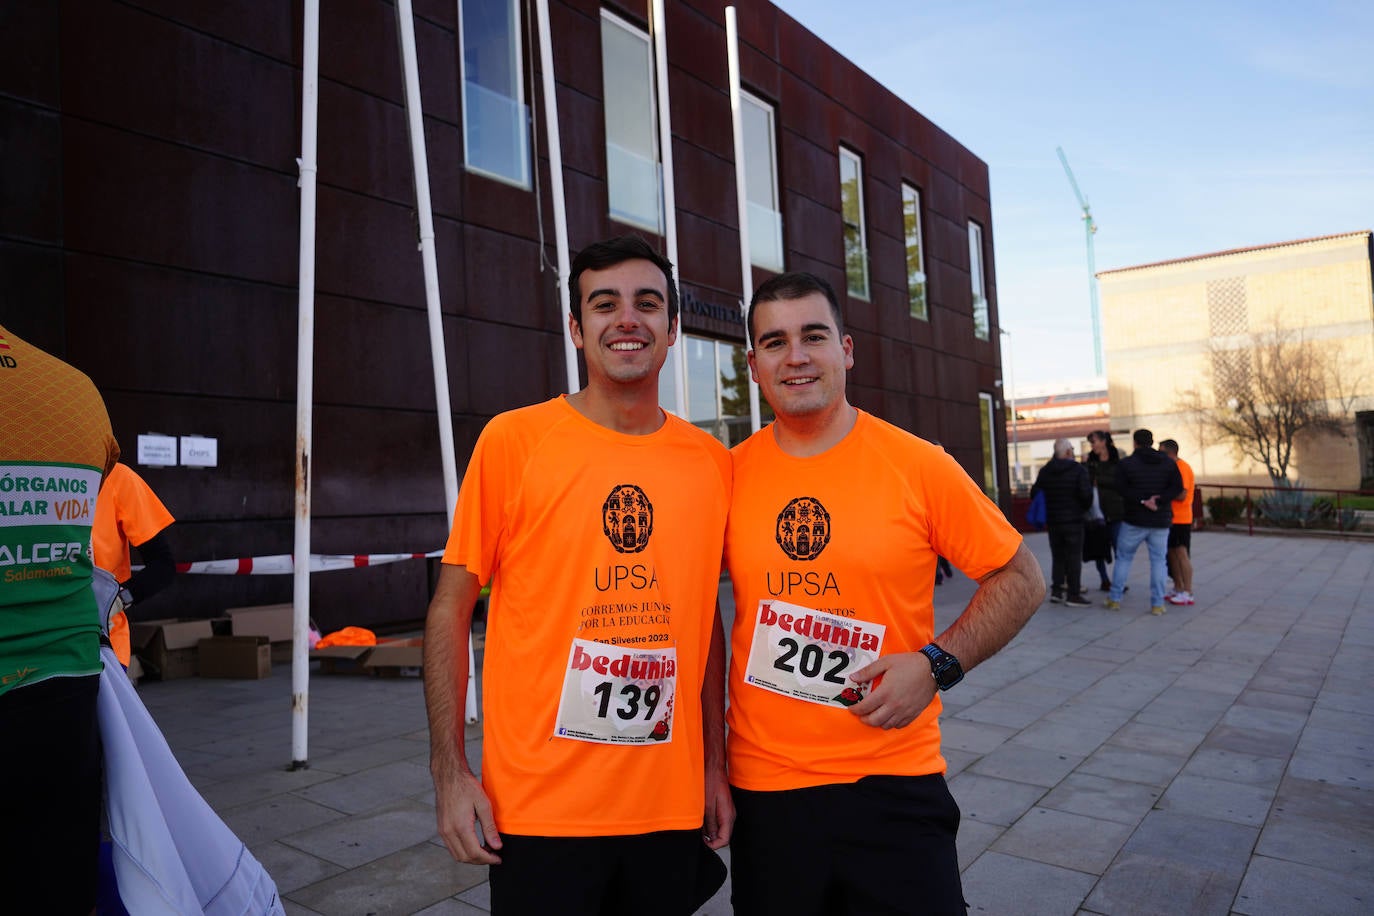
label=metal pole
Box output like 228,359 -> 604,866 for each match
290,0 -> 321,770
395,0 -> 475,723
1001,329 -> 1020,487
726,6 -> 762,434
534,0 -> 579,396
650,0 -> 687,417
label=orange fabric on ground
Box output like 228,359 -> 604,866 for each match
1171,458 -> 1195,525
93,463 -> 175,665
442,396 -> 730,837
724,411 -> 1022,791
314,627 -> 377,648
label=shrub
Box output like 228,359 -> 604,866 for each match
1206,495 -> 1247,526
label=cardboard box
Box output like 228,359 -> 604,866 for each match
130,618 -> 213,681
364,637 -> 424,678
198,636 -> 271,679
226,603 -> 294,643
310,645 -> 373,675
226,603 -> 297,664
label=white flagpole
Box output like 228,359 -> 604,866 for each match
291,0 -> 321,769
726,6 -> 762,433
395,0 -> 475,722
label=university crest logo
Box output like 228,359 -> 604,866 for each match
775,496 -> 831,561
602,484 -> 653,554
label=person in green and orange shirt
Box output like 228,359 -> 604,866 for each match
423,237 -> 731,915
1,324 -> 120,914
723,273 -> 1044,915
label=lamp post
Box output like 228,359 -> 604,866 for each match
1001,329 -> 1020,490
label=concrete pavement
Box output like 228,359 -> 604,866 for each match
136,530 -> 1374,915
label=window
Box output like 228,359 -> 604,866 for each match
741,91 -> 783,271
679,335 -> 770,448
601,12 -> 662,232
968,221 -> 988,339
902,184 -> 927,320
979,392 -> 998,501
839,148 -> 868,299
459,0 -> 530,187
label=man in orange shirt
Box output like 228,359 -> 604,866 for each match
1160,439 -> 1195,605
93,462 -> 177,666
423,237 -> 731,914
723,273 -> 1044,914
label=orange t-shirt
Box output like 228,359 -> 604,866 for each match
93,462 -> 175,583
724,411 -> 1022,791
93,462 -> 175,666
442,396 -> 731,836
1171,458 -> 1194,525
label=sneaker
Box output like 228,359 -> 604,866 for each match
1151,605 -> 1166,616
1164,590 -> 1175,600
1104,599 -> 1121,611
1167,591 -> 1194,605
1065,594 -> 1092,607
1049,591 -> 1064,604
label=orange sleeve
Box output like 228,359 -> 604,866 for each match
93,463 -> 175,581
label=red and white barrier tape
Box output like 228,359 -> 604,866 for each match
174,550 -> 444,575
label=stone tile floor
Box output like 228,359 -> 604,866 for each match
136,530 -> 1374,915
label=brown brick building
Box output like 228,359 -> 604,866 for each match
2,0 -> 1006,629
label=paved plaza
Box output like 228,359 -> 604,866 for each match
136,530 -> 1374,915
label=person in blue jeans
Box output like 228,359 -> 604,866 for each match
1108,429 -> 1183,615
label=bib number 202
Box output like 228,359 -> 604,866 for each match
773,637 -> 848,684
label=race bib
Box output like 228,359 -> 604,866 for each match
743,599 -> 885,708
553,638 -> 677,745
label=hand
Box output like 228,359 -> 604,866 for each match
1141,496 -> 1159,510
433,766 -> 502,864
702,767 -> 734,850
845,653 -> 937,729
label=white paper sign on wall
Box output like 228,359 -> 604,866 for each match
180,435 -> 218,468
137,434 -> 178,467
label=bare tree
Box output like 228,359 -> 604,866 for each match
1178,321 -> 1358,483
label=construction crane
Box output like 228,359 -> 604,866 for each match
1056,146 -> 1104,376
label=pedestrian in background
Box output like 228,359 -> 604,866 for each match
1030,438 -> 1093,606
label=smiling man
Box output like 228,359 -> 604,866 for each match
723,272 -> 1044,915
423,236 -> 732,915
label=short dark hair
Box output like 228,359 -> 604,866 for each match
1159,439 -> 1179,454
568,236 -> 678,327
747,272 -> 844,347
1133,428 -> 1154,448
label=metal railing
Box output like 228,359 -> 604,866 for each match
1198,483 -> 1374,536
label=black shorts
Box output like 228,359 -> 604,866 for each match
488,829 -> 725,916
731,774 -> 966,916
0,674 -> 101,915
1168,523 -> 1192,550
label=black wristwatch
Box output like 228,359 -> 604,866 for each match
919,643 -> 964,691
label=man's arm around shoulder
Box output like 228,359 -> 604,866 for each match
424,563 -> 502,865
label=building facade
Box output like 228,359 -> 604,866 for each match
1005,381 -> 1110,494
2,0 -> 1006,629
1099,231 -> 1374,489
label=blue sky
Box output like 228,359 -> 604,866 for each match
772,0 -> 1374,389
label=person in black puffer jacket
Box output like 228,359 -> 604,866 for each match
1085,430 -> 1123,590
1108,429 -> 1183,614
1030,438 -> 1092,605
